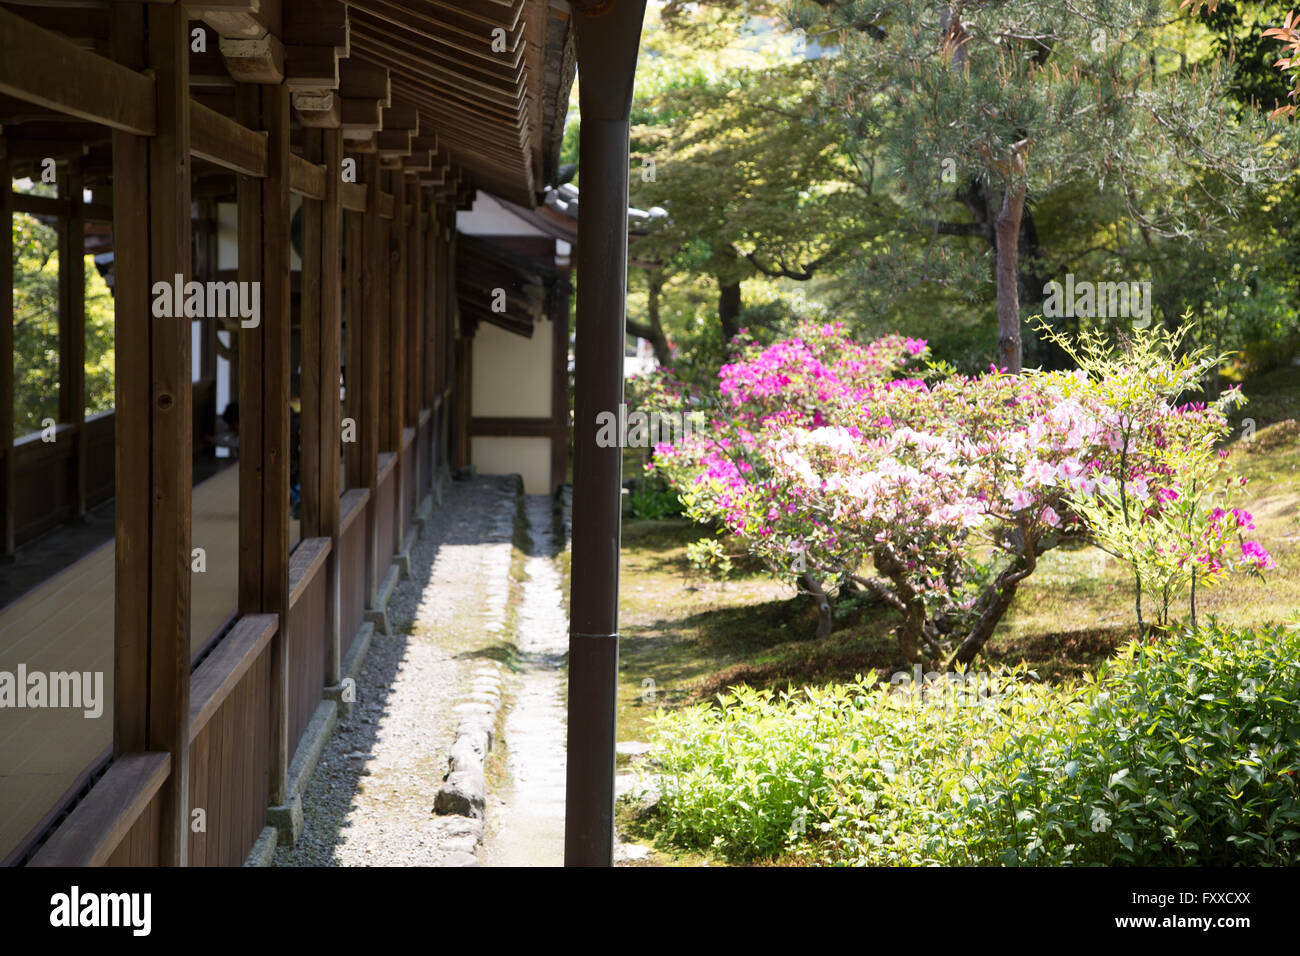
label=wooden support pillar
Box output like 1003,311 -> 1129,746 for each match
407,181 -> 423,427
300,130 -> 324,540
111,1 -> 193,866
1,140 -> 13,556
566,0 -> 649,868
426,202 -> 443,476
321,127 -> 344,684
235,76 -> 292,812
198,199 -> 218,443
236,83 -> 265,617
389,173 -> 406,450
552,277 -> 571,494
261,80 -> 293,809
454,336 -> 470,470
388,172 -> 407,550
431,200 -> 447,413
58,161 -> 86,517
343,204 -> 363,492
361,155 -> 383,604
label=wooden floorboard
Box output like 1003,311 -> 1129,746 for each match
0,464 -> 299,861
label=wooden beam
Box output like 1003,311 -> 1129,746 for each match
341,180 -> 366,213
339,59 -> 390,105
10,191 -> 108,221
340,97 -> 382,136
219,34 -> 285,84
284,45 -> 338,90
284,0 -> 348,53
0,8 -> 156,134
193,0 -> 283,41
190,98 -> 267,176
289,151 -> 325,199
145,0 -> 194,869
188,615 -> 278,743
292,89 -> 342,128
27,753 -> 171,867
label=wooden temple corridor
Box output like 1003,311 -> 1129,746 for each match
1,0 -> 649,868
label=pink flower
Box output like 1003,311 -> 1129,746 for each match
1241,541 -> 1275,571
1005,487 -> 1033,511
1041,505 -> 1061,528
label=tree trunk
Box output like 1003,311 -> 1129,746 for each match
995,182 -> 1026,374
645,270 -> 671,365
627,269 -> 672,367
801,572 -> 834,640
1017,208 -> 1069,370
718,277 -> 742,342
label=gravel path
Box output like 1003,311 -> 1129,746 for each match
274,475 -> 519,867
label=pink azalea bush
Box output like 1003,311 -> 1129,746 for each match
650,321 -> 1270,662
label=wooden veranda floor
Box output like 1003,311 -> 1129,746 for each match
0,465 -> 299,861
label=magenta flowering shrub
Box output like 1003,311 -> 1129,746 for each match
651,321 -> 1270,662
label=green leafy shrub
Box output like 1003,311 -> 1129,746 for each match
646,622 -> 1300,865
628,481 -> 685,520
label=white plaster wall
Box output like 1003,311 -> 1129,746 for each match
215,196 -> 302,270
471,317 -> 553,419
457,190 -> 546,236
471,436 -> 551,494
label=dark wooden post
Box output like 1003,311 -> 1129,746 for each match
321,128 -> 344,685
427,203 -> 446,473
565,0 -> 648,867
261,81 -> 293,811
110,1 -> 193,865
236,77 -> 292,812
407,182 -> 424,428
344,204 -> 363,492
552,277 -> 571,494
58,160 -> 86,518
236,83 -> 265,617
361,155 -> 383,604
300,129 -> 324,540
389,172 -> 407,451
1,139 -> 13,557
388,172 -> 407,549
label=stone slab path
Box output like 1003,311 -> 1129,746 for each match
480,495 -> 569,866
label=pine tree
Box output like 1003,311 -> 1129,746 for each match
786,0 -> 1296,371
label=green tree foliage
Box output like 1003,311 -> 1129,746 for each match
785,0 -> 1296,372
628,5 -> 897,359
11,191 -> 115,438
